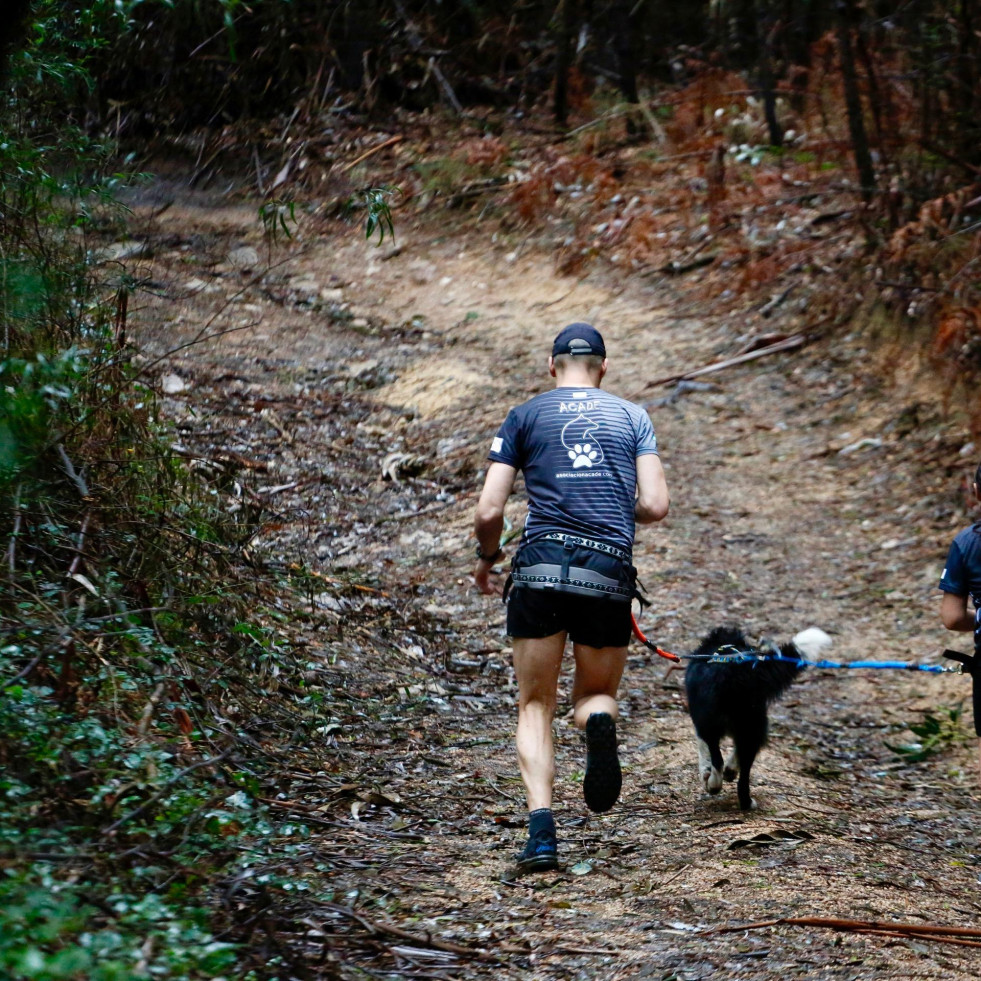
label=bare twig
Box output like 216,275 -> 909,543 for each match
427,56 -> 463,113
56,444 -> 89,497
759,285 -> 796,318
547,945 -> 621,956
394,1 -> 462,114
7,482 -> 22,576
186,9 -> 248,59
137,681 -> 168,738
252,145 -> 266,196
67,512 -> 91,578
1,656 -> 42,691
343,135 -> 404,173
323,903 -> 498,961
562,104 -> 634,139
255,476 -> 322,497
102,748 -> 233,835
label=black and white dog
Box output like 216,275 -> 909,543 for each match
684,626 -> 832,810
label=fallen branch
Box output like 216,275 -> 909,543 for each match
861,931 -> 981,948
285,563 -> 387,595
323,903 -> 498,961
734,331 -> 794,355
703,915 -> 981,947
547,945 -> 621,956
759,286 -> 795,318
343,135 -> 404,173
659,252 -> 717,276
645,333 -> 808,388
172,445 -> 270,472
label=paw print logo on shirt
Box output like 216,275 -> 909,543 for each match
568,442 -> 599,468
560,414 -> 605,469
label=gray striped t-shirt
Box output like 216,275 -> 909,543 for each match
488,386 -> 659,554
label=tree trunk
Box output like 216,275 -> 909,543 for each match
855,27 -> 887,168
554,0 -> 577,128
611,0 -> 640,135
756,2 -> 783,147
836,0 -> 876,202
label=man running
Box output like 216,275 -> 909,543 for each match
939,460 -> 981,784
473,323 -> 669,871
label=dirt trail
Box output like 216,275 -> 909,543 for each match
130,197 -> 980,979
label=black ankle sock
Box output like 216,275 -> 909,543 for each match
528,808 -> 555,839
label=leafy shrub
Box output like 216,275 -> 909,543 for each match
0,8 -> 310,976
0,872 -> 237,980
887,704 -> 967,763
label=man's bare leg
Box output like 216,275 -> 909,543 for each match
572,643 -> 628,812
571,644 -> 627,728
512,632 -> 566,811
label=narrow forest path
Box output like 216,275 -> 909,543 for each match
128,194 -> 981,980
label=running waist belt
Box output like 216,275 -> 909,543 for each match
508,533 -> 636,602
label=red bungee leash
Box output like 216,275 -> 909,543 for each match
630,611 -> 681,662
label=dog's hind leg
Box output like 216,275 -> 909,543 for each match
696,736 -> 724,794
723,747 -> 738,782
732,733 -> 762,810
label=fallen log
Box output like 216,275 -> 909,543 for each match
645,333 -> 807,388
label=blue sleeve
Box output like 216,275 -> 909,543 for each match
488,409 -> 522,467
633,408 -> 659,457
939,539 -> 969,594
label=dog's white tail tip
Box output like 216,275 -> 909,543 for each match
791,627 -> 833,659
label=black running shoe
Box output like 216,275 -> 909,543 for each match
516,831 -> 558,872
583,711 -> 621,813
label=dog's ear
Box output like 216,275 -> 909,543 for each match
791,627 -> 832,660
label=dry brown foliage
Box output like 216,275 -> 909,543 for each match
459,135 -> 510,170
935,306 -> 981,360
931,305 -> 981,432
562,65 -> 593,114
508,171 -> 554,223
663,69 -> 747,149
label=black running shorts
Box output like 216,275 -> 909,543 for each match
506,587 -> 632,648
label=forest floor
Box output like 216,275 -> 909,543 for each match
117,151 -> 981,979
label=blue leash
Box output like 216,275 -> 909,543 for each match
690,644 -> 962,674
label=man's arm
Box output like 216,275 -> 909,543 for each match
473,462 -> 517,595
941,591 -> 975,632
634,454 -> 669,524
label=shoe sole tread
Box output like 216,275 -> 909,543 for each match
583,712 -> 621,813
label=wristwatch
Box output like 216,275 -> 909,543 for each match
475,543 -> 504,563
